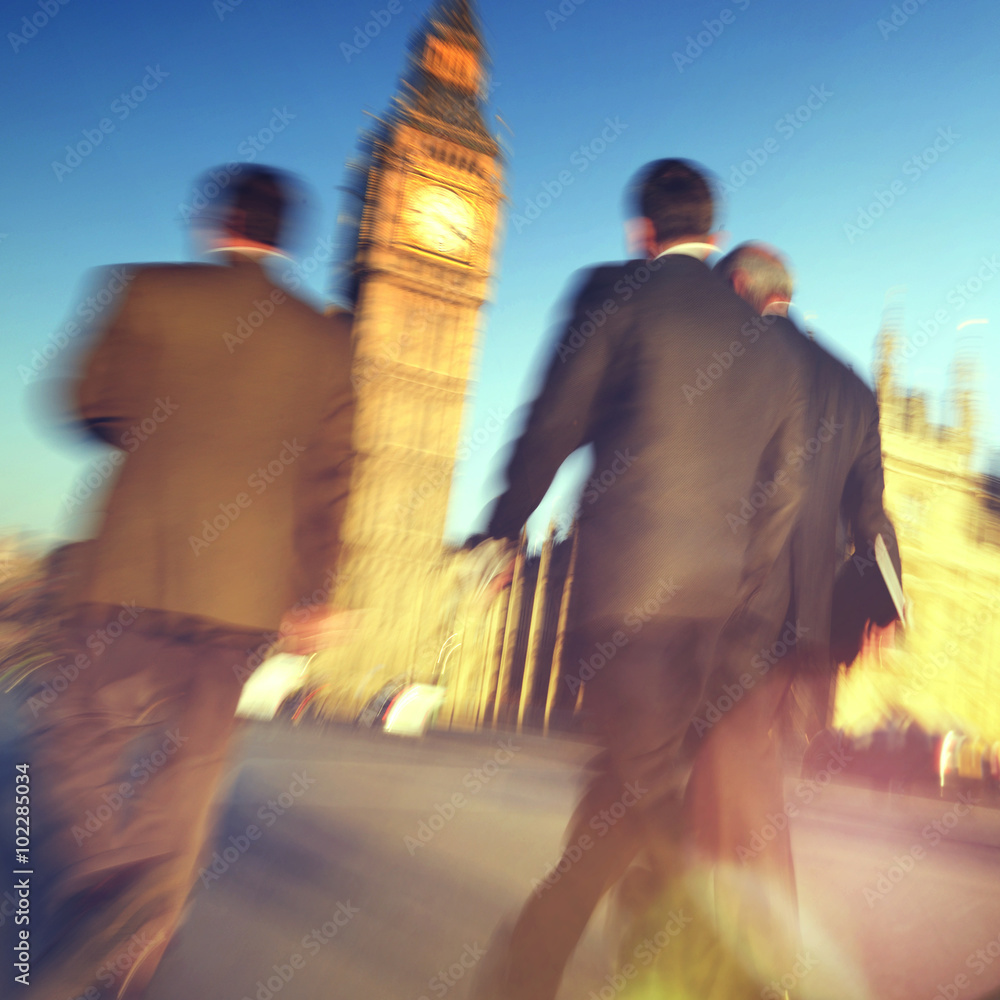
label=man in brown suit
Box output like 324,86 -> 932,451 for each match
24,167 -> 355,998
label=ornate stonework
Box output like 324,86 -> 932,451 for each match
316,1 -> 506,712
834,309 -> 1000,741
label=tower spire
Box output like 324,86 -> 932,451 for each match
433,0 -> 483,44
398,0 -> 496,149
875,288 -> 904,416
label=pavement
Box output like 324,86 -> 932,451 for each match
136,721 -> 1000,1000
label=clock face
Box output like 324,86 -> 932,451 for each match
402,184 -> 475,256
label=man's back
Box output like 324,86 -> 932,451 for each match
490,253 -> 813,625
73,256 -> 355,632
792,329 -> 900,665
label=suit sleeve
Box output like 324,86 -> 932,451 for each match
846,397 -> 901,582
74,268 -> 147,448
293,316 -> 357,604
486,271 -> 627,541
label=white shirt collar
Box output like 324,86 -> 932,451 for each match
654,241 -> 717,262
207,245 -> 293,264
761,301 -> 792,317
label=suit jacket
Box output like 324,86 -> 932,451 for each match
69,256 -> 355,634
487,255 -> 812,629
790,328 -> 901,670
698,322 -> 903,746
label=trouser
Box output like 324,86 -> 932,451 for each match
682,658 -> 802,992
20,620 -> 247,999
497,618 -> 803,1000
498,618 -> 722,1000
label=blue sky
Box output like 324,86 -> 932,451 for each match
1,0 -> 998,548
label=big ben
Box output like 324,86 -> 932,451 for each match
324,0 -> 504,697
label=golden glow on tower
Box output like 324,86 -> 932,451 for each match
423,35 -> 482,95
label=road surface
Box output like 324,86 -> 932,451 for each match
143,722 -> 1000,1000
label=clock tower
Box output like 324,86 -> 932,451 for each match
331,0 -> 504,674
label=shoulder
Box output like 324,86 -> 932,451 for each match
318,305 -> 353,351
563,261 -> 633,300
757,314 -> 815,369
562,257 -> 692,314
105,262 -> 247,314
293,303 -> 354,376
807,332 -> 879,415
119,261 -> 215,292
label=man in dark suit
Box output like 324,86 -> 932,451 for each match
678,242 -> 902,993
24,167 -> 355,998
714,242 -> 900,729
472,161 -> 814,1000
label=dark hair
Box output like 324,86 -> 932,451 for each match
194,165 -> 303,249
629,159 -> 715,243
